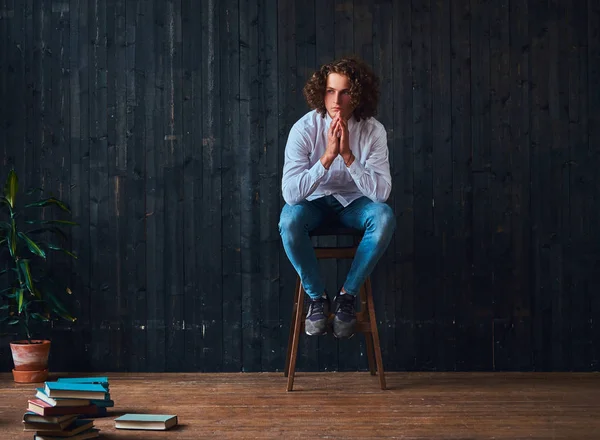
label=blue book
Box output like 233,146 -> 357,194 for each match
90,399 -> 114,408
35,388 -> 91,407
57,377 -> 109,389
44,382 -> 109,400
114,414 -> 178,431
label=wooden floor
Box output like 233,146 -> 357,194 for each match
1,372 -> 599,439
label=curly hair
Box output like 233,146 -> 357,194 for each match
303,56 -> 380,121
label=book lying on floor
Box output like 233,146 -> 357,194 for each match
33,428 -> 99,440
114,414 -> 178,430
27,399 -> 107,417
44,382 -> 109,400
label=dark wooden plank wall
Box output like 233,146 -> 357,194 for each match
0,0 -> 598,372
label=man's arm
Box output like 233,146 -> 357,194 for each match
281,125 -> 328,205
345,128 -> 392,203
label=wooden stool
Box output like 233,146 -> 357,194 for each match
283,226 -> 386,391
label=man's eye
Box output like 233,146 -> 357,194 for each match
327,90 -> 334,94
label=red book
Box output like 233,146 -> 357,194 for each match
27,399 -> 107,417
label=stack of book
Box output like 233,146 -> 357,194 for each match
23,377 -> 113,439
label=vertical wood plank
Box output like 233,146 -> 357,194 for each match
200,0 -> 223,371
240,0 -> 262,372
392,0 -> 414,371
431,0 -> 454,371
0,0 -> 7,167
586,0 -> 600,371
69,0 -> 94,371
125,0 -> 147,372
220,0 -> 242,372
499,0 -> 532,371
488,0 -> 511,371
464,0 -> 492,371
259,0 -> 281,372
530,0 -> 552,371
450,0 -> 472,373
567,0 -> 591,371
163,0 -> 185,372
412,0 -> 435,370
181,0 -> 205,371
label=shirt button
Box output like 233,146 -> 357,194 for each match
325,191 -> 331,196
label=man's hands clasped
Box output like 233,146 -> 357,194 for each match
320,112 -> 355,169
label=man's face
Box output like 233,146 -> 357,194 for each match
324,73 -> 354,120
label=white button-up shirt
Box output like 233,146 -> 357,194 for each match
282,110 -> 392,207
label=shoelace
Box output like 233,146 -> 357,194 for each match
337,295 -> 354,315
308,298 -> 326,316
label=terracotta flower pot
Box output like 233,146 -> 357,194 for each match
12,368 -> 48,383
10,340 -> 51,383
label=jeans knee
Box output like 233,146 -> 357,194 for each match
368,204 -> 396,243
278,207 -> 304,241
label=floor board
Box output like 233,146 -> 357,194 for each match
0,372 -> 599,439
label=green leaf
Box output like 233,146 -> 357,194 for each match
7,319 -> 20,325
18,260 -> 34,293
4,170 -> 18,208
26,220 -> 77,226
18,232 -> 46,258
0,304 -> 10,310
24,197 -> 71,213
30,312 -> 50,322
0,221 -> 11,230
16,288 -> 24,313
47,243 -> 78,259
7,220 -> 17,257
25,187 -> 45,196
44,291 -> 76,322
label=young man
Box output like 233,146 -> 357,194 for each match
279,57 -> 396,339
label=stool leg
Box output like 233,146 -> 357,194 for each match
360,283 -> 376,375
284,277 -> 301,377
365,277 -> 386,390
287,281 -> 305,391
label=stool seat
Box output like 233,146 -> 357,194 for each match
284,227 -> 386,391
309,225 -> 363,237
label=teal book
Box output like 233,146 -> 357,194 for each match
44,382 -> 109,400
90,399 -> 114,408
57,377 -> 109,388
114,414 -> 178,431
35,388 -> 91,407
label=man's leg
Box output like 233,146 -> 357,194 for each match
279,199 -> 332,335
333,197 -> 396,338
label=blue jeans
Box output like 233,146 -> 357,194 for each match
279,196 -> 396,299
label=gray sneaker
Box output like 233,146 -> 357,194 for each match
333,294 -> 356,339
305,295 -> 331,336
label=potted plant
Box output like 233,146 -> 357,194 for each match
0,169 -> 77,383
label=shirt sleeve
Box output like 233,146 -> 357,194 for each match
281,124 -> 328,205
346,126 -> 392,203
